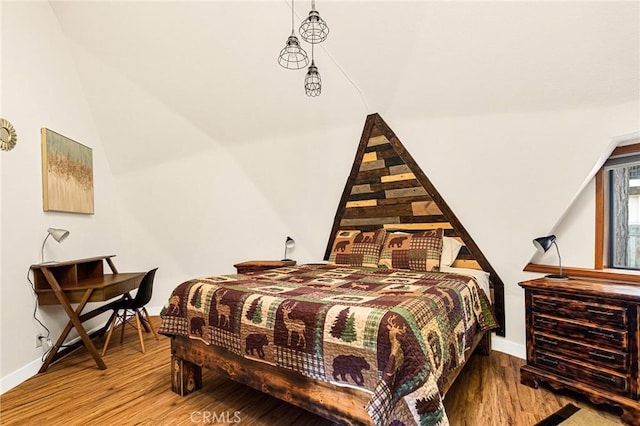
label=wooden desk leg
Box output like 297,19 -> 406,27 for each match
39,289 -> 99,372
39,269 -> 107,372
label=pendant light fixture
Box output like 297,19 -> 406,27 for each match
278,0 -> 309,70
279,0 -> 328,96
304,44 -> 321,97
299,0 -> 329,44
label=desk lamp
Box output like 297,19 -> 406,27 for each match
282,236 -> 295,261
532,234 -> 568,280
41,227 -> 69,263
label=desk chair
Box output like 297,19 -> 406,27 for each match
101,268 -> 159,355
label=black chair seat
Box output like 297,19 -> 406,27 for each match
101,268 -> 159,355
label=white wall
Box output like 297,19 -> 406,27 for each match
1,0 -> 638,394
0,2 -> 122,390
112,121 -> 363,311
387,104 -> 639,355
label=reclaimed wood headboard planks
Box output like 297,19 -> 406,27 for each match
324,113 -> 505,336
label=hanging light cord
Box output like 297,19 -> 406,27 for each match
290,0 -> 295,34
283,0 -> 369,110
321,45 -> 369,111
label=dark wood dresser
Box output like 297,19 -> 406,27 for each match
519,277 -> 640,424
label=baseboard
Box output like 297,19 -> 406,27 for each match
491,334 -> 526,359
0,357 -> 43,394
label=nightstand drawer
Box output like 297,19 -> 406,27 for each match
533,313 -> 627,350
533,332 -> 628,372
532,294 -> 628,328
533,350 -> 630,396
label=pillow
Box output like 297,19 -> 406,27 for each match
440,236 -> 464,267
440,266 -> 491,298
378,229 -> 444,271
328,229 -> 387,268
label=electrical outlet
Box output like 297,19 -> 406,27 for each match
35,334 -> 44,348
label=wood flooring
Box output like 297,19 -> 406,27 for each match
0,317 -> 623,425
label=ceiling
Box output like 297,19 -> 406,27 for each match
48,1 -> 639,165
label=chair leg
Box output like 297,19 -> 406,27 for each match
134,310 -> 146,354
120,309 -> 128,344
102,311 -> 119,356
142,307 -> 160,341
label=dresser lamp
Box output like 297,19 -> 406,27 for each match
282,236 -> 295,261
41,227 -> 69,264
532,234 -> 568,280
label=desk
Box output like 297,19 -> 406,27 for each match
31,255 -> 145,373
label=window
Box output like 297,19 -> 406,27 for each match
607,161 -> 640,268
597,140 -> 640,270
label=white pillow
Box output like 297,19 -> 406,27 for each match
440,236 -> 463,267
440,266 -> 491,298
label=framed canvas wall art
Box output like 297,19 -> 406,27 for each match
41,128 -> 94,214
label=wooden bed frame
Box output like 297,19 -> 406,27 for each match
167,113 -> 505,424
170,329 -> 491,425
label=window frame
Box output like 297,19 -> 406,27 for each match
595,142 -> 640,270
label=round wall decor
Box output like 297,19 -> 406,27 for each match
0,118 -> 18,151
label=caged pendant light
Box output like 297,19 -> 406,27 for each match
279,0 -> 328,96
304,44 -> 321,97
299,0 -> 329,44
278,0 -> 309,70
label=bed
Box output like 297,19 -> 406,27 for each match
159,230 -> 498,425
158,113 -> 505,425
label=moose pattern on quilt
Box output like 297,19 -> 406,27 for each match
159,264 -> 497,426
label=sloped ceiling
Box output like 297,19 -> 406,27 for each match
49,1 -> 639,173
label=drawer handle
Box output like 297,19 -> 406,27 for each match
587,308 -> 615,316
537,336 -> 558,346
589,371 -> 617,383
588,330 -> 615,339
538,355 -> 559,365
535,318 -> 558,327
588,351 -> 616,361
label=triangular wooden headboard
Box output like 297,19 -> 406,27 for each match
324,113 -> 505,336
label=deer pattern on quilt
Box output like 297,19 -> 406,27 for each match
383,314 -> 406,386
214,289 -> 231,328
281,301 -> 306,349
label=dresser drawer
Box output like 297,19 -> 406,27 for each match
532,313 -> 628,350
533,350 -> 630,396
532,294 -> 628,328
533,332 -> 628,372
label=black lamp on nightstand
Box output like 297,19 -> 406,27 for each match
282,236 -> 295,261
532,234 -> 568,280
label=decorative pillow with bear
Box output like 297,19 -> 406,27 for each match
328,229 -> 387,268
378,228 -> 444,271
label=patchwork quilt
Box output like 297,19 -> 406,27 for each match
159,264 -> 497,426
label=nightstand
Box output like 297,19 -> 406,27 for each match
233,260 -> 296,274
519,277 -> 640,425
